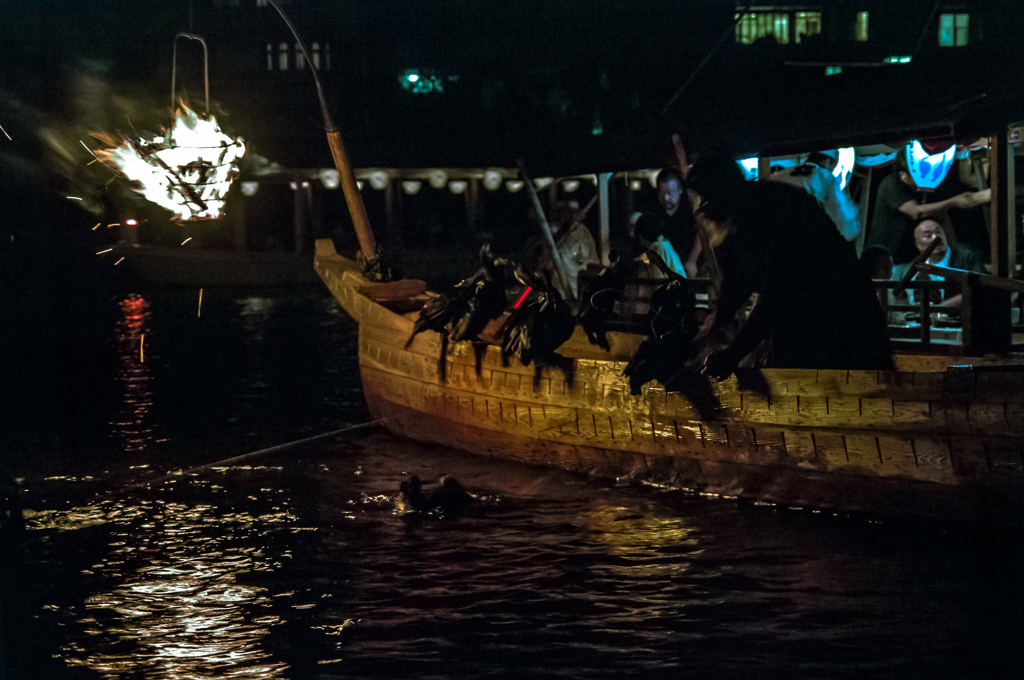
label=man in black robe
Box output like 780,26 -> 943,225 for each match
686,150 -> 895,379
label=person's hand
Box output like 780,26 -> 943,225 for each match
703,346 -> 740,381
684,260 -> 699,279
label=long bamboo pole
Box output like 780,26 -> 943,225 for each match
517,159 -> 575,301
672,134 -> 720,285
268,0 -> 377,262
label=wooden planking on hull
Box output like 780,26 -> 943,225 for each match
358,322 -> 1023,443
358,361 -> 972,486
362,387 -> 1020,523
318,241 -> 1024,520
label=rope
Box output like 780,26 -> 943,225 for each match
125,417 -> 394,490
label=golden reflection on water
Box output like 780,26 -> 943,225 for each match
586,499 -> 698,579
28,494 -> 296,678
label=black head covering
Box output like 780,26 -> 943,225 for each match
684,148 -> 746,207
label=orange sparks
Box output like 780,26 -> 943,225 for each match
0,124 -> 10,140
198,288 -> 203,317
107,223 -> 119,228
140,334 -> 145,362
91,223 -> 101,231
181,237 -> 192,245
67,196 -> 82,201
115,257 -> 125,265
96,248 -> 113,255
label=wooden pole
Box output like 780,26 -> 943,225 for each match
598,172 -> 611,266
853,167 -> 871,257
326,131 -> 377,260
292,179 -> 308,254
671,134 -> 720,284
989,129 -> 1016,279
517,159 -> 575,300
233,192 -> 247,252
267,0 -> 378,262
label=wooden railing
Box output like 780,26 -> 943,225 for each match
875,265 -> 1024,354
579,267 -> 1023,355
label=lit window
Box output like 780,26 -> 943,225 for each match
736,10 -> 820,45
266,43 -> 273,71
736,12 -> 788,44
939,13 -> 969,46
856,11 -> 869,41
312,42 -> 320,70
794,12 -> 821,42
295,43 -> 305,69
279,42 -> 288,70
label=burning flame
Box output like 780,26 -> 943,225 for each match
100,102 -> 245,221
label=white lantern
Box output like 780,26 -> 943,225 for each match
402,180 -> 422,195
368,170 -> 390,190
428,169 -> 448,189
483,169 -> 503,191
505,180 -> 524,193
448,181 -> 468,194
319,168 -> 340,189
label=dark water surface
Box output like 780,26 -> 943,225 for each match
3,287 -> 1023,680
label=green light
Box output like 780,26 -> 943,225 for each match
825,66 -> 842,76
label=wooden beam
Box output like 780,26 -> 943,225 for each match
293,180 -> 308,255
598,172 -> 612,266
989,129 -> 1016,278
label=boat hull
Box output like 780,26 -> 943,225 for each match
316,240 -> 1024,524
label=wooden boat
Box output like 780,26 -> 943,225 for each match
314,237 -> 1024,524
276,0 -> 1024,523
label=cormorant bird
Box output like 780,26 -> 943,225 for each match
576,251 -> 630,351
497,271 -> 576,383
398,475 -> 478,518
623,278 -> 721,421
405,244 -> 512,349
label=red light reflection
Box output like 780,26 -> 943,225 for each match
115,295 -> 154,453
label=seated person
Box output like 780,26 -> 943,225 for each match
631,211 -> 687,277
770,150 -> 861,241
891,212 -> 983,311
655,167 -> 702,277
525,200 -> 600,300
868,146 -> 990,264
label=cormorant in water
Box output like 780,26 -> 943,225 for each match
397,475 -> 478,518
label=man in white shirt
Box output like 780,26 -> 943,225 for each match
770,151 -> 860,241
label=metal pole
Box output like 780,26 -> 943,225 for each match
171,32 -> 209,112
